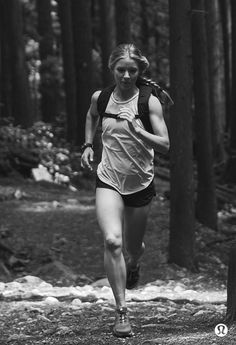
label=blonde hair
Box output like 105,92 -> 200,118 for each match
108,43 -> 149,74
108,44 -> 174,106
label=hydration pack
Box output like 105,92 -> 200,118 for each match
97,79 -> 173,134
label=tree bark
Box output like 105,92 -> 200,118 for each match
205,0 -> 225,162
36,0 -> 54,60
0,2 -> 12,119
226,242 -> 236,325
99,0 -> 116,87
5,0 -> 32,127
36,0 -> 58,123
191,0 -> 218,230
168,0 -> 195,270
140,0 -> 149,53
57,0 -> 77,144
223,0 -> 236,183
0,0 -> 3,119
218,0 -> 231,132
115,0 -> 132,44
71,0 -> 93,146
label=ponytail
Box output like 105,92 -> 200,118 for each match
136,76 -> 174,106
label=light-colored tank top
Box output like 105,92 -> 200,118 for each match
97,91 -> 154,194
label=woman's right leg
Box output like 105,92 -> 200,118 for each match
96,187 -> 126,308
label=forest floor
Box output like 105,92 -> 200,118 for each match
0,173 -> 236,344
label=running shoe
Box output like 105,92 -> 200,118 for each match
113,307 -> 132,337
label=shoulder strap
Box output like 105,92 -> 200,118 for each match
97,84 -> 155,134
97,85 -> 116,117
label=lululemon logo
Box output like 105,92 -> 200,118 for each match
214,323 -> 228,337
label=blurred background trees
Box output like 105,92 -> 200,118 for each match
168,0 -> 194,269
0,0 -> 235,269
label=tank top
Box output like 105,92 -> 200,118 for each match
97,91 -> 154,194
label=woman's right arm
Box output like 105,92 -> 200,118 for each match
81,90 -> 101,170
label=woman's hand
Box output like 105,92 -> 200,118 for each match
117,107 -> 141,133
81,147 -> 94,171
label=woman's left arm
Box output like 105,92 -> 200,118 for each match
134,95 -> 170,154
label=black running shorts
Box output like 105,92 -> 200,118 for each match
96,175 -> 156,208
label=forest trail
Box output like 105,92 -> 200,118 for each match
0,176 -> 235,344
0,274 -> 232,345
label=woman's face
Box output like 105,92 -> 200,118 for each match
113,57 -> 139,91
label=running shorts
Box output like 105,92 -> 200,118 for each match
96,175 -> 156,208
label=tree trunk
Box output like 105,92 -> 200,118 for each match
0,6 -> 11,119
168,0 -> 195,270
0,1 -> 13,120
226,242 -> 236,325
191,0 -> 218,230
57,0 -> 77,144
99,0 -> 116,87
36,0 -> 54,60
224,0 -> 236,183
0,0 -> 3,119
115,0 -> 132,44
205,0 -> 225,162
218,0 -> 232,132
140,0 -> 149,54
71,0 -> 93,146
36,0 -> 58,123
5,0 -> 32,127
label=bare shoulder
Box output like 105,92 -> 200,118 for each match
148,94 -> 163,117
90,90 -> 102,117
91,90 -> 102,104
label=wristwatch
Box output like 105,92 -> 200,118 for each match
81,143 -> 93,152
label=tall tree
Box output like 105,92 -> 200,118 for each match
57,0 -> 77,144
5,0 -> 32,127
0,1 -> 11,119
230,0 -> 236,157
0,0 -> 3,119
36,0 -> 58,123
140,0 -> 149,53
37,0 -> 54,59
115,0 -> 132,44
191,0 -> 218,230
226,242 -> 236,325
205,0 -> 225,161
168,0 -> 195,269
218,0 -> 232,132
71,0 -> 93,145
99,0 -> 116,87
224,0 -> 236,183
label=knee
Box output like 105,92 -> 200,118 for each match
105,236 -> 122,256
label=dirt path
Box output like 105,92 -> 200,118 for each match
0,295 -> 234,344
0,176 -> 235,344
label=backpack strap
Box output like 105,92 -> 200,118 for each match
97,85 -> 116,117
97,84 -> 154,133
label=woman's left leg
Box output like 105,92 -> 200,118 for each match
124,204 -> 151,268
